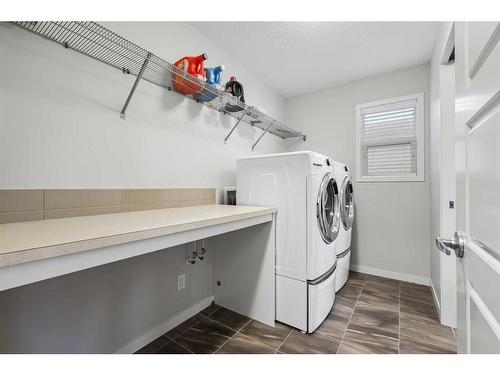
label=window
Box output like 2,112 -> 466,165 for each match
355,93 -> 424,182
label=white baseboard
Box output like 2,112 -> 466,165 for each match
115,296 -> 213,354
351,264 -> 430,286
430,279 -> 441,315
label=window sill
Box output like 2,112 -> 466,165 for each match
356,175 -> 425,183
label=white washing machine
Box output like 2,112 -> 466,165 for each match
332,161 -> 354,292
237,151 -> 341,332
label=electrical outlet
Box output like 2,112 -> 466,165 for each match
177,274 -> 185,290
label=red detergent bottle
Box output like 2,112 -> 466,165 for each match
172,53 -> 207,96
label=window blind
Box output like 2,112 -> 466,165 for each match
360,100 -> 418,177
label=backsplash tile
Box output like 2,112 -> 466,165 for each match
44,205 -> 129,220
0,190 -> 43,213
180,188 -> 215,202
128,201 -> 181,212
128,189 -> 181,209
179,200 -> 214,207
0,211 -> 43,224
44,189 -> 128,210
0,188 -> 216,223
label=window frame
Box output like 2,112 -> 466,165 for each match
355,93 -> 425,183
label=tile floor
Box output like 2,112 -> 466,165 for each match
135,272 -> 457,354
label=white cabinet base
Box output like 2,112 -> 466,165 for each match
276,275 -> 307,331
276,268 -> 337,333
213,219 -> 276,326
335,250 -> 351,292
308,268 -> 336,332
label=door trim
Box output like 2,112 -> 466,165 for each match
441,23 -> 455,65
469,284 -> 500,343
468,23 -> 500,79
431,279 -> 441,314
465,91 -> 500,130
469,241 -> 500,274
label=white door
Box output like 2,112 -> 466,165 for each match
437,22 -> 500,353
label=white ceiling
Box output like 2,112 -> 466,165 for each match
190,22 -> 438,98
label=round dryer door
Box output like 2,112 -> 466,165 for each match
340,177 -> 354,230
316,172 -> 340,244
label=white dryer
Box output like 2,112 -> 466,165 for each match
332,161 -> 354,292
237,151 -> 341,332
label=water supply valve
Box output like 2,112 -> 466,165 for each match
186,242 -> 198,265
198,247 -> 206,261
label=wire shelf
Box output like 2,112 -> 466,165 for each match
14,21 -> 306,148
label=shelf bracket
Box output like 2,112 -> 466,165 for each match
252,121 -> 274,151
120,52 -> 152,119
224,109 -> 249,144
286,135 -> 307,141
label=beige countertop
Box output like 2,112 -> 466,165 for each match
0,204 -> 276,268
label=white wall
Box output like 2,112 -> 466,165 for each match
286,64 -> 431,283
0,22 -> 287,194
429,22 -> 457,327
0,22 -> 288,353
0,242 -> 213,353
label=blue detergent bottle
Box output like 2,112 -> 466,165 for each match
195,64 -> 225,102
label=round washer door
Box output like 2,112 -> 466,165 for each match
340,177 -> 354,230
316,172 -> 340,244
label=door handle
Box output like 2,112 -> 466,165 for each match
435,231 -> 466,258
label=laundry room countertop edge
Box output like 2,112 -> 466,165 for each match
0,204 -> 276,268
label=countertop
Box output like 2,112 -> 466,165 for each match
0,204 -> 276,268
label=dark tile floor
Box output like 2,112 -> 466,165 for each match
135,272 -> 457,354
